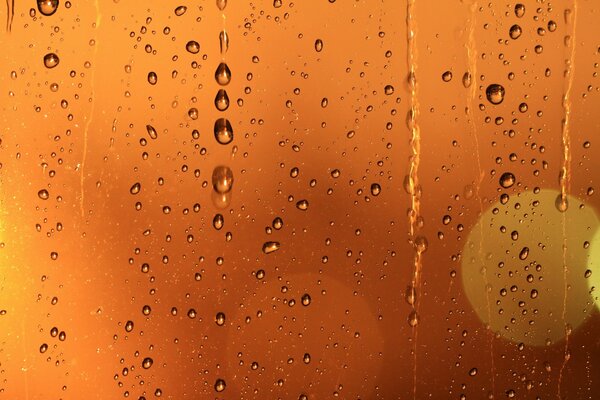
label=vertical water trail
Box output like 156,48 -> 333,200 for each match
80,0 -> 102,218
405,1 -> 422,399
557,3 -> 577,397
5,0 -> 13,32
465,1 -> 495,395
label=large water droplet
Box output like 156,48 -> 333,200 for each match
262,241 -> 280,254
214,378 -> 226,392
174,5 -> 187,16
515,3 -> 525,18
146,124 -> 158,139
37,0 -> 59,16
499,172 -> 516,188
130,182 -> 141,195
215,62 -> 232,85
147,71 -> 158,85
214,118 -> 233,145
214,89 -> 229,111
43,53 -> 60,69
38,189 -> 49,200
509,24 -> 522,40
186,40 -> 200,54
212,165 -> 234,194
142,357 -> 153,369
486,84 -> 505,105
314,39 -> 323,52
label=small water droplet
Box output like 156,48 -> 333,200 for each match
314,39 -> 323,52
408,310 -> 419,327
509,24 -> 522,39
147,71 -> 158,85
142,357 -> 153,369
301,293 -> 311,306
214,378 -> 226,392
213,213 -> 224,230
146,124 -> 158,139
38,189 -> 49,200
462,72 -> 472,88
215,312 -> 226,326
214,118 -> 233,145
515,3 -> 525,18
370,183 -> 381,196
519,247 -> 529,260
174,5 -> 187,16
43,53 -> 60,69
125,320 -> 134,332
130,182 -> 141,195
296,199 -> 309,211
441,70 -> 453,82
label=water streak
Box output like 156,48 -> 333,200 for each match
80,0 -> 102,217
558,3 -> 577,396
5,0 -> 13,32
406,1 -> 422,398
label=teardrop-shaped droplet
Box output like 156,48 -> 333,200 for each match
147,71 -> 158,85
219,30 -> 229,55
146,124 -> 158,139
130,182 -> 141,195
262,241 -> 280,254
214,118 -> 233,145
212,165 -> 234,194
215,62 -> 232,85
37,0 -> 59,16
216,0 -> 227,11
213,213 -> 224,230
296,199 -> 309,211
214,378 -> 226,393
314,39 -> 323,52
462,72 -> 472,88
214,89 -> 230,111
405,285 -> 416,306
43,53 -> 60,69
486,84 -> 505,105
555,193 -> 569,212
186,40 -> 200,54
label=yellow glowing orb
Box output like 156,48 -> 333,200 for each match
461,189 -> 598,346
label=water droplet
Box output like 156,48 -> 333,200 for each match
174,5 -> 187,16
215,312 -> 226,326
142,357 -> 153,369
509,24 -> 522,39
301,293 -> 311,306
469,367 -> 478,376
486,84 -> 505,105
442,70 -> 453,82
273,0 -> 282,8
130,182 -> 141,195
272,217 -> 283,230
215,62 -> 232,85
142,305 -> 151,315
37,0 -> 59,16
40,343 -> 48,353
370,183 -> 381,196
296,199 -> 309,211
146,124 -> 158,139
405,285 -> 416,305
499,172 -> 515,188
213,213 -> 224,230
515,3 -> 525,18
38,189 -> 49,200
555,193 -> 569,212
408,310 -> 419,327
214,118 -> 233,145
216,0 -> 227,11
125,320 -> 134,332
43,53 -> 60,69
214,89 -> 229,111
262,241 -> 280,254
314,39 -> 323,52
457,74 -> 471,92
519,247 -> 529,260
147,71 -> 157,85
212,166 -> 234,194
186,40 -> 200,54
214,378 -> 226,392
219,30 -> 229,55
